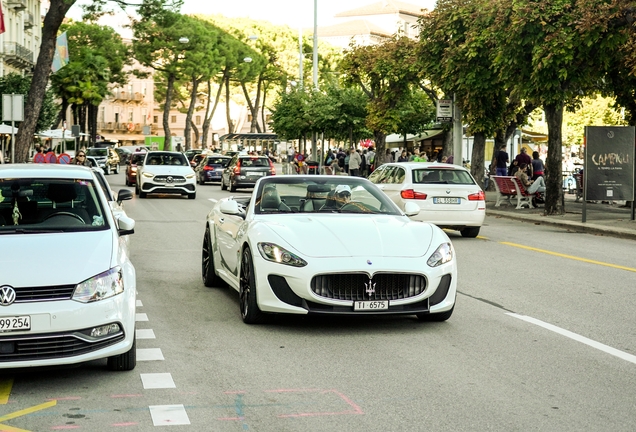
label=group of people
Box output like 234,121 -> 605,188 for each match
322,147 -> 375,177
494,145 -> 546,195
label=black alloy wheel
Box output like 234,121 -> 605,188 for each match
221,176 -> 228,191
107,336 -> 136,371
239,248 -> 265,324
202,227 -> 224,287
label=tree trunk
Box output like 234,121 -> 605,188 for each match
240,76 -> 262,133
14,0 -> 76,162
202,78 -> 220,147
55,98 -> 69,129
373,130 -> 387,166
225,74 -> 234,134
471,132 -> 486,190
162,73 -> 176,149
184,76 -> 199,151
261,86 -> 268,133
89,104 -> 98,145
442,129 -> 453,160
544,103 -> 565,215
191,121 -> 199,147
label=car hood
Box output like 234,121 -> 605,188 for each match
256,215 -> 435,258
144,166 -> 193,175
0,231 -> 114,287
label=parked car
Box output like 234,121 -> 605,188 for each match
202,175 -> 457,324
125,152 -> 147,186
184,149 -> 203,162
87,147 -> 120,175
221,155 -> 276,192
368,162 -> 485,237
0,164 -> 137,370
136,151 -> 196,199
196,155 -> 231,184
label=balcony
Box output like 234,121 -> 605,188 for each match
133,92 -> 144,102
3,42 -> 34,69
98,122 -> 114,131
6,0 -> 26,11
24,12 -> 34,29
113,91 -> 131,101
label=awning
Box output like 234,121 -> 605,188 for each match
219,133 -> 278,141
385,130 -> 444,143
99,133 -> 149,142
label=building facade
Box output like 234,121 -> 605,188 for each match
0,0 -> 40,77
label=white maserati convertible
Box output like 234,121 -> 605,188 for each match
201,175 -> 457,324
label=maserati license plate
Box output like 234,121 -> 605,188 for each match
433,197 -> 460,204
354,301 -> 389,311
0,316 -> 31,332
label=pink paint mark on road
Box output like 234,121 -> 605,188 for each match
264,388 -> 321,393
46,397 -> 81,401
111,422 -> 139,427
110,394 -> 143,398
278,410 -> 363,418
331,389 -> 364,414
51,426 -> 81,430
217,417 -> 246,421
274,389 -> 365,418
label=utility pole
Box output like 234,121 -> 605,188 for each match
311,0 -> 319,163
453,94 -> 463,166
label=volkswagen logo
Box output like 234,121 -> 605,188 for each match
446,190 -> 451,194
0,286 -> 16,306
166,176 -> 174,184
607,131 -> 615,139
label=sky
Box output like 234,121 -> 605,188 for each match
68,0 -> 437,36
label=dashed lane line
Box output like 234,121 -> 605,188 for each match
500,241 -> 636,273
149,404 -> 190,426
141,373 -> 176,389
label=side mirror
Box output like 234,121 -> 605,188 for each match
117,189 -> 133,204
117,215 -> 135,236
220,200 -> 241,216
404,201 -> 420,217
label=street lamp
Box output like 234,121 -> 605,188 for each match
243,57 -> 253,63
179,37 -> 189,44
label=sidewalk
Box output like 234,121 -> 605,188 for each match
485,190 -> 636,240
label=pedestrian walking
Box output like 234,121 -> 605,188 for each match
348,148 -> 362,176
495,145 -> 509,176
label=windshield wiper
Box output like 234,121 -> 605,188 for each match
0,228 -> 65,234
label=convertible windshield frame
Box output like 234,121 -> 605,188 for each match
252,176 -> 403,216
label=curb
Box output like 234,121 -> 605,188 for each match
487,209 -> 636,241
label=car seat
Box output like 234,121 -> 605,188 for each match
260,189 -> 291,212
43,183 -> 90,224
442,171 -> 455,183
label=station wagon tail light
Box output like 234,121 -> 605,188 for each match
233,160 -> 242,175
203,165 -> 214,171
401,189 -> 427,200
73,267 -> 125,303
468,191 -> 485,201
268,159 -> 276,175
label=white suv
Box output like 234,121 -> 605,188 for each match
0,164 -> 137,371
136,151 -> 197,199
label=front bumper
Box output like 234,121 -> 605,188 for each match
140,180 -> 196,194
250,254 -> 457,316
0,290 -> 135,369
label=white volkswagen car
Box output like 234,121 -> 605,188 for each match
0,164 -> 137,370
136,151 -> 197,199
202,175 -> 457,324
369,162 -> 485,237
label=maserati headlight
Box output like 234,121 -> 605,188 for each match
257,242 -> 307,267
73,267 -> 125,303
142,172 -> 154,178
427,242 -> 453,267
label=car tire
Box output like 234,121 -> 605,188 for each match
239,247 -> 265,324
416,305 -> 454,322
114,164 -> 120,174
202,227 -> 224,287
460,227 -> 480,238
139,190 -> 147,198
188,192 -> 196,200
221,178 -> 227,191
107,337 -> 136,371
135,184 -> 139,196
229,181 -> 237,192
105,165 -> 111,175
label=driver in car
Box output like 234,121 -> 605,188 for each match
333,184 -> 352,208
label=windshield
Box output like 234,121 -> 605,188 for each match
240,157 -> 269,167
87,148 -> 108,157
207,157 -> 230,167
145,152 -> 188,166
412,168 -> 476,185
0,178 -> 109,233
253,177 -> 401,215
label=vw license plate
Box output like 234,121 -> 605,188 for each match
354,301 -> 389,311
433,197 -> 460,204
0,316 -> 31,332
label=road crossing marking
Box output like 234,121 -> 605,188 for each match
500,242 -> 636,273
0,379 -> 13,405
141,373 -> 176,389
0,400 -> 57,431
507,313 -> 636,365
135,329 -> 156,339
137,348 -> 164,361
149,404 -> 190,426
135,313 -> 149,322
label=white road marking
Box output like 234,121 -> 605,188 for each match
507,313 -> 636,365
141,373 -> 176,389
135,329 -> 156,339
135,313 -> 148,322
136,348 -> 165,361
149,404 -> 190,426
136,300 -> 143,307
208,198 -> 218,203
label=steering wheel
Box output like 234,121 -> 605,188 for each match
340,202 -> 368,213
44,212 -> 85,223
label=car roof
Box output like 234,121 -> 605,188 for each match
384,162 -> 469,171
0,163 -> 95,180
146,151 -> 183,156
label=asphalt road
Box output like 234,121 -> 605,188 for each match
0,171 -> 634,431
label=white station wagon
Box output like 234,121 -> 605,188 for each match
0,164 -> 137,371
369,162 -> 486,237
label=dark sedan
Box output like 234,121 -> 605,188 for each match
221,155 -> 276,192
196,155 -> 231,184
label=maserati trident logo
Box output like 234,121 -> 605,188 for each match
364,278 -> 376,296
0,286 -> 16,306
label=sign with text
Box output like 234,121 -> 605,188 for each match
584,126 -> 635,201
436,99 -> 453,122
